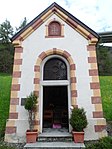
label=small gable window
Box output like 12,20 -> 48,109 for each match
45,20 -> 64,38
48,21 -> 61,36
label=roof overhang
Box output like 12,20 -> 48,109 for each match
12,2 -> 99,47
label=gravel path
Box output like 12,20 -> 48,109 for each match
0,140 -> 25,149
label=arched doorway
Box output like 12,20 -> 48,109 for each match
41,55 -> 70,132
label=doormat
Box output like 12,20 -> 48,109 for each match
53,123 -> 61,128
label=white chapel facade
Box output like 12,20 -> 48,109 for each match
5,3 -> 107,143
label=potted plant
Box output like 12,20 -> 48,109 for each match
70,107 -> 88,143
24,92 -> 38,143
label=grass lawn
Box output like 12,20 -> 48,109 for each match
100,76 -> 112,121
0,73 -> 12,138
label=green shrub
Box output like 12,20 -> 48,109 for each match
24,92 -> 38,131
70,107 -> 88,131
86,136 -> 112,149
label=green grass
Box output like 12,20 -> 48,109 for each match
0,73 -> 12,138
100,76 -> 112,121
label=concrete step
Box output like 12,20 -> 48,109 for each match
38,129 -> 73,142
38,135 -> 73,142
24,142 -> 85,149
38,137 -> 73,142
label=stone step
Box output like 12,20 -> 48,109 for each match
38,136 -> 73,142
24,142 -> 85,149
38,128 -> 73,142
38,137 -> 73,142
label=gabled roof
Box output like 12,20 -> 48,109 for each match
12,2 -> 99,44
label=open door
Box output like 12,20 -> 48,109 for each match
43,86 -> 68,129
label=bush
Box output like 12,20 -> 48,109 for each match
86,137 -> 112,149
70,107 -> 88,131
24,92 -> 38,131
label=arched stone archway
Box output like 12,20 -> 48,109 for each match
33,48 -> 77,132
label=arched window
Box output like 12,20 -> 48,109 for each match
43,58 -> 67,80
48,21 -> 61,36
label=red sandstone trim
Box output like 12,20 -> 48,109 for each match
71,90 -> 77,97
71,77 -> 76,83
39,52 -> 47,60
32,19 -> 43,30
45,35 -> 64,38
89,69 -> 98,76
63,50 -> 71,58
34,65 -> 40,72
16,36 -> 24,41
13,71 -> 21,78
93,111 -> 103,118
33,49 -> 78,130
87,34 -> 95,40
91,96 -> 102,104
94,125 -> 106,132
34,78 -> 40,84
9,113 -> 18,119
15,47 -> 23,53
5,126 -> 16,134
87,45 -> 96,51
88,57 -> 97,63
90,82 -> 100,89
14,59 -> 22,65
70,64 -> 76,70
10,98 -> 19,105
66,18 -> 78,28
11,84 -> 20,91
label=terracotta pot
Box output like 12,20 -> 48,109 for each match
72,131 -> 84,143
26,130 -> 38,143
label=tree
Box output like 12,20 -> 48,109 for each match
96,44 -> 112,75
16,17 -> 28,32
0,50 -> 13,73
0,19 -> 13,43
0,20 -> 14,73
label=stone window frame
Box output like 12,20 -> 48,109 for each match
45,19 -> 64,38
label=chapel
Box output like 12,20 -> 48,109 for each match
5,2 -> 107,143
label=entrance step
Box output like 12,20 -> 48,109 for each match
38,131 -> 73,142
24,142 -> 85,149
24,128 -> 85,148
38,135 -> 73,142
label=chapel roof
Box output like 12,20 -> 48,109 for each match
12,2 -> 99,42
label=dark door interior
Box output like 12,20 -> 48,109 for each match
43,86 -> 68,129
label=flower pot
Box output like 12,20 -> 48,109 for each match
72,131 -> 84,143
26,130 -> 38,143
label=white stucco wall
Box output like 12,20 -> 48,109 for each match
16,14 -> 98,140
